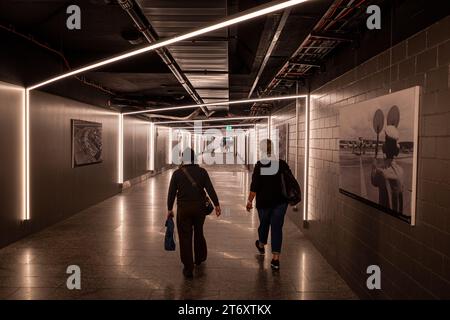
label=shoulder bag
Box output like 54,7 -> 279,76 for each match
181,167 -> 214,215
280,163 -> 302,206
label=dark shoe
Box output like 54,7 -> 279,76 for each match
255,240 -> 265,255
271,259 -> 280,270
183,268 -> 193,278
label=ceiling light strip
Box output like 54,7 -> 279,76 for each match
172,124 -> 255,129
27,0 -> 309,91
156,116 -> 269,125
124,94 -> 307,116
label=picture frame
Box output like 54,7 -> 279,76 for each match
71,119 -> 103,168
338,86 -> 420,225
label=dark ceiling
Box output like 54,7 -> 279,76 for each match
0,0 -> 449,125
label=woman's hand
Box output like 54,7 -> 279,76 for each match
215,206 -> 221,217
167,210 -> 174,219
246,192 -> 256,212
246,200 -> 253,212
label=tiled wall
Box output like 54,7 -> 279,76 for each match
303,16 -> 450,299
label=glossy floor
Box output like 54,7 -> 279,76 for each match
0,165 -> 357,300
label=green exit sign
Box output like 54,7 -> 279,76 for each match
226,126 -> 232,131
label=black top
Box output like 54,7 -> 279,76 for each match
250,159 -> 290,209
167,164 -> 219,211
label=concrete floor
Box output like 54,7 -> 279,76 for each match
0,165 -> 357,300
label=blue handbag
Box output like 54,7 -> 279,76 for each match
164,217 -> 176,251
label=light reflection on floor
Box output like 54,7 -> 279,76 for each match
0,165 -> 357,300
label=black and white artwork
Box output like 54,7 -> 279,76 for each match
339,86 -> 420,225
72,119 -> 103,167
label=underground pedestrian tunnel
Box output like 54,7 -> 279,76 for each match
0,0 -> 449,300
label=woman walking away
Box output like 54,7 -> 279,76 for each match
167,148 -> 221,278
246,139 -> 293,270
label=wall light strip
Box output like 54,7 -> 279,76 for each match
22,88 -> 26,221
27,0 -> 309,91
253,125 -> 258,164
156,116 -> 269,125
295,84 -> 299,180
24,88 -> 30,221
303,93 -> 310,223
124,94 -> 308,116
149,123 -> 155,171
168,127 -> 173,165
118,114 -> 124,184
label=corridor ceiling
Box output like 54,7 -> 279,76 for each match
139,0 -> 230,111
0,0 -> 448,124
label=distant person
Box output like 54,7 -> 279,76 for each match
246,139 -> 292,270
167,148 -> 221,278
371,126 -> 404,214
359,137 -> 366,155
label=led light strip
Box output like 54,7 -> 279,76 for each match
124,94 -> 308,116
303,94 -> 310,223
156,116 -> 269,125
168,128 -> 173,165
149,123 -> 155,171
173,124 -> 255,130
253,125 -> 258,164
27,0 -> 309,91
176,130 -> 250,134
24,89 -> 30,220
118,114 -> 124,184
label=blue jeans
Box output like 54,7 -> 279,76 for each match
257,203 -> 288,254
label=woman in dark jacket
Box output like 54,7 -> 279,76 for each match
167,148 -> 221,278
246,139 -> 292,270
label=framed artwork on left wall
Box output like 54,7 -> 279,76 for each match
71,119 -> 103,167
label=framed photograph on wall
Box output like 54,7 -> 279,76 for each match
71,119 -> 103,167
338,86 -> 420,225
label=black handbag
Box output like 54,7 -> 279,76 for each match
181,167 -> 214,215
280,166 -> 301,206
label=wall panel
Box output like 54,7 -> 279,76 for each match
29,91 -> 121,233
0,82 -> 24,247
123,117 -> 149,181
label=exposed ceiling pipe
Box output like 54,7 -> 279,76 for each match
117,0 -> 211,118
247,9 -> 291,99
